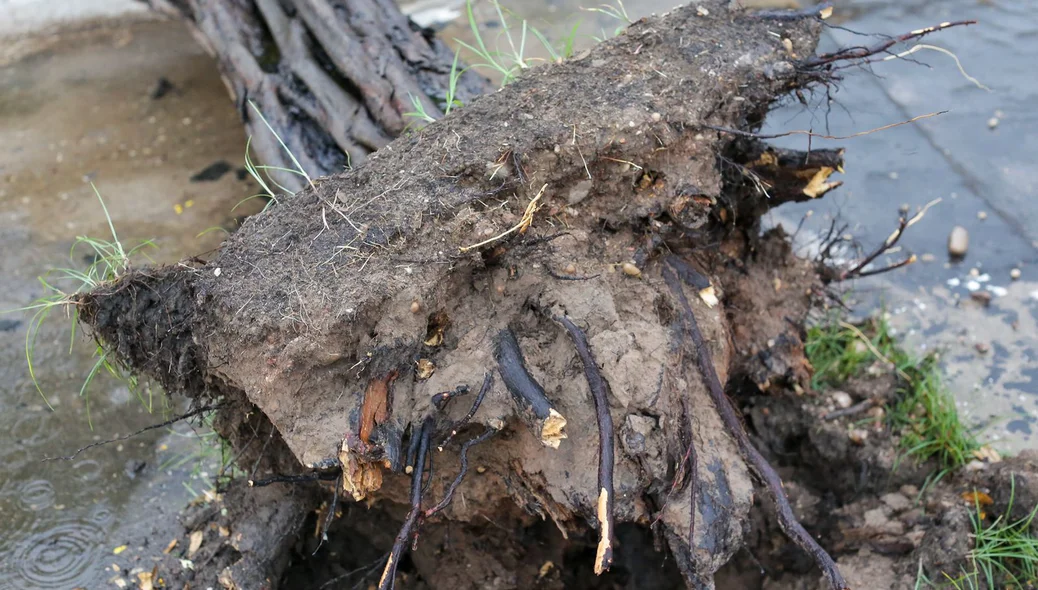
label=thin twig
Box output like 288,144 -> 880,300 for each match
824,398 -> 877,421
703,111 -> 945,141
44,404 -> 221,462
554,314 -> 616,575
663,263 -> 848,590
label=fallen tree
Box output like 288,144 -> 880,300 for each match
74,1 -> 974,588
144,0 -> 492,190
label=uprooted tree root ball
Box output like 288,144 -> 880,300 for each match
74,2 -> 977,588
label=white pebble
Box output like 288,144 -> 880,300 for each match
832,391 -> 853,409
948,226 -> 969,257
1010,268 -> 1021,280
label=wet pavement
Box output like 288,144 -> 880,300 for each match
0,1 -> 1035,587
0,20 -> 260,589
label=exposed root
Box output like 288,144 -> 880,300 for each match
313,472 -> 342,555
837,198 -> 939,281
425,426 -> 498,518
494,328 -> 568,448
379,418 -> 433,590
663,261 -> 849,590
703,111 -> 945,142
437,373 -> 493,451
803,20 -> 978,69
553,315 -> 616,575
44,404 -> 221,462
249,471 -> 341,487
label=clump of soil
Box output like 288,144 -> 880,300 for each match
75,2 -> 1012,589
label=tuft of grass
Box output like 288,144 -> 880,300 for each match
805,313 -> 980,471
1,185 -> 155,419
236,100 -> 314,211
916,476 -> 1038,589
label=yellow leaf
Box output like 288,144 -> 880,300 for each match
113,545 -> 128,555
961,491 -> 993,506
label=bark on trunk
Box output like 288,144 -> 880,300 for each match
145,0 -> 492,191
83,2 -> 855,588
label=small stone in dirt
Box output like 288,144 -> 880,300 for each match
832,391 -> 853,409
564,263 -> 577,275
622,262 -> 642,278
190,160 -> 233,182
1011,268 -> 1021,280
948,226 -> 969,257
150,77 -> 175,100
977,211 -> 988,220
974,342 -> 990,354
410,301 -> 421,314
881,492 -> 911,512
970,291 -> 992,306
965,459 -> 988,472
988,117 -> 999,129
848,428 -> 868,445
476,466 -> 486,474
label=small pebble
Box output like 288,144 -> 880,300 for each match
564,263 -> 577,275
622,262 -> 642,278
948,226 -> 969,257
476,466 -> 487,474
848,429 -> 869,445
410,301 -> 421,314
832,391 -> 853,409
1010,268 -> 1021,280
988,117 -> 999,130
969,267 -> 980,277
975,342 -> 990,354
970,291 -> 992,306
977,211 -> 988,220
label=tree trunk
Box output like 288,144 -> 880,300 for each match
85,2 -> 857,588
146,0 -> 492,191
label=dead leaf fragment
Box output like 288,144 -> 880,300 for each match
802,166 -> 841,198
416,359 -> 435,380
137,570 -> 154,590
162,538 -> 178,554
972,446 -> 1001,463
187,530 -> 203,558
961,490 -> 994,506
113,544 -> 128,555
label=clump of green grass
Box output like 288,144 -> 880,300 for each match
916,477 -> 1038,589
404,0 -> 590,126
805,313 -> 979,471
235,100 -> 314,212
1,185 -> 155,422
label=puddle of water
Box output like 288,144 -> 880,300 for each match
0,20 -> 261,589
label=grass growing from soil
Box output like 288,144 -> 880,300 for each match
915,477 -> 1038,589
1,185 -> 156,421
805,313 -> 980,471
404,0 -> 619,126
